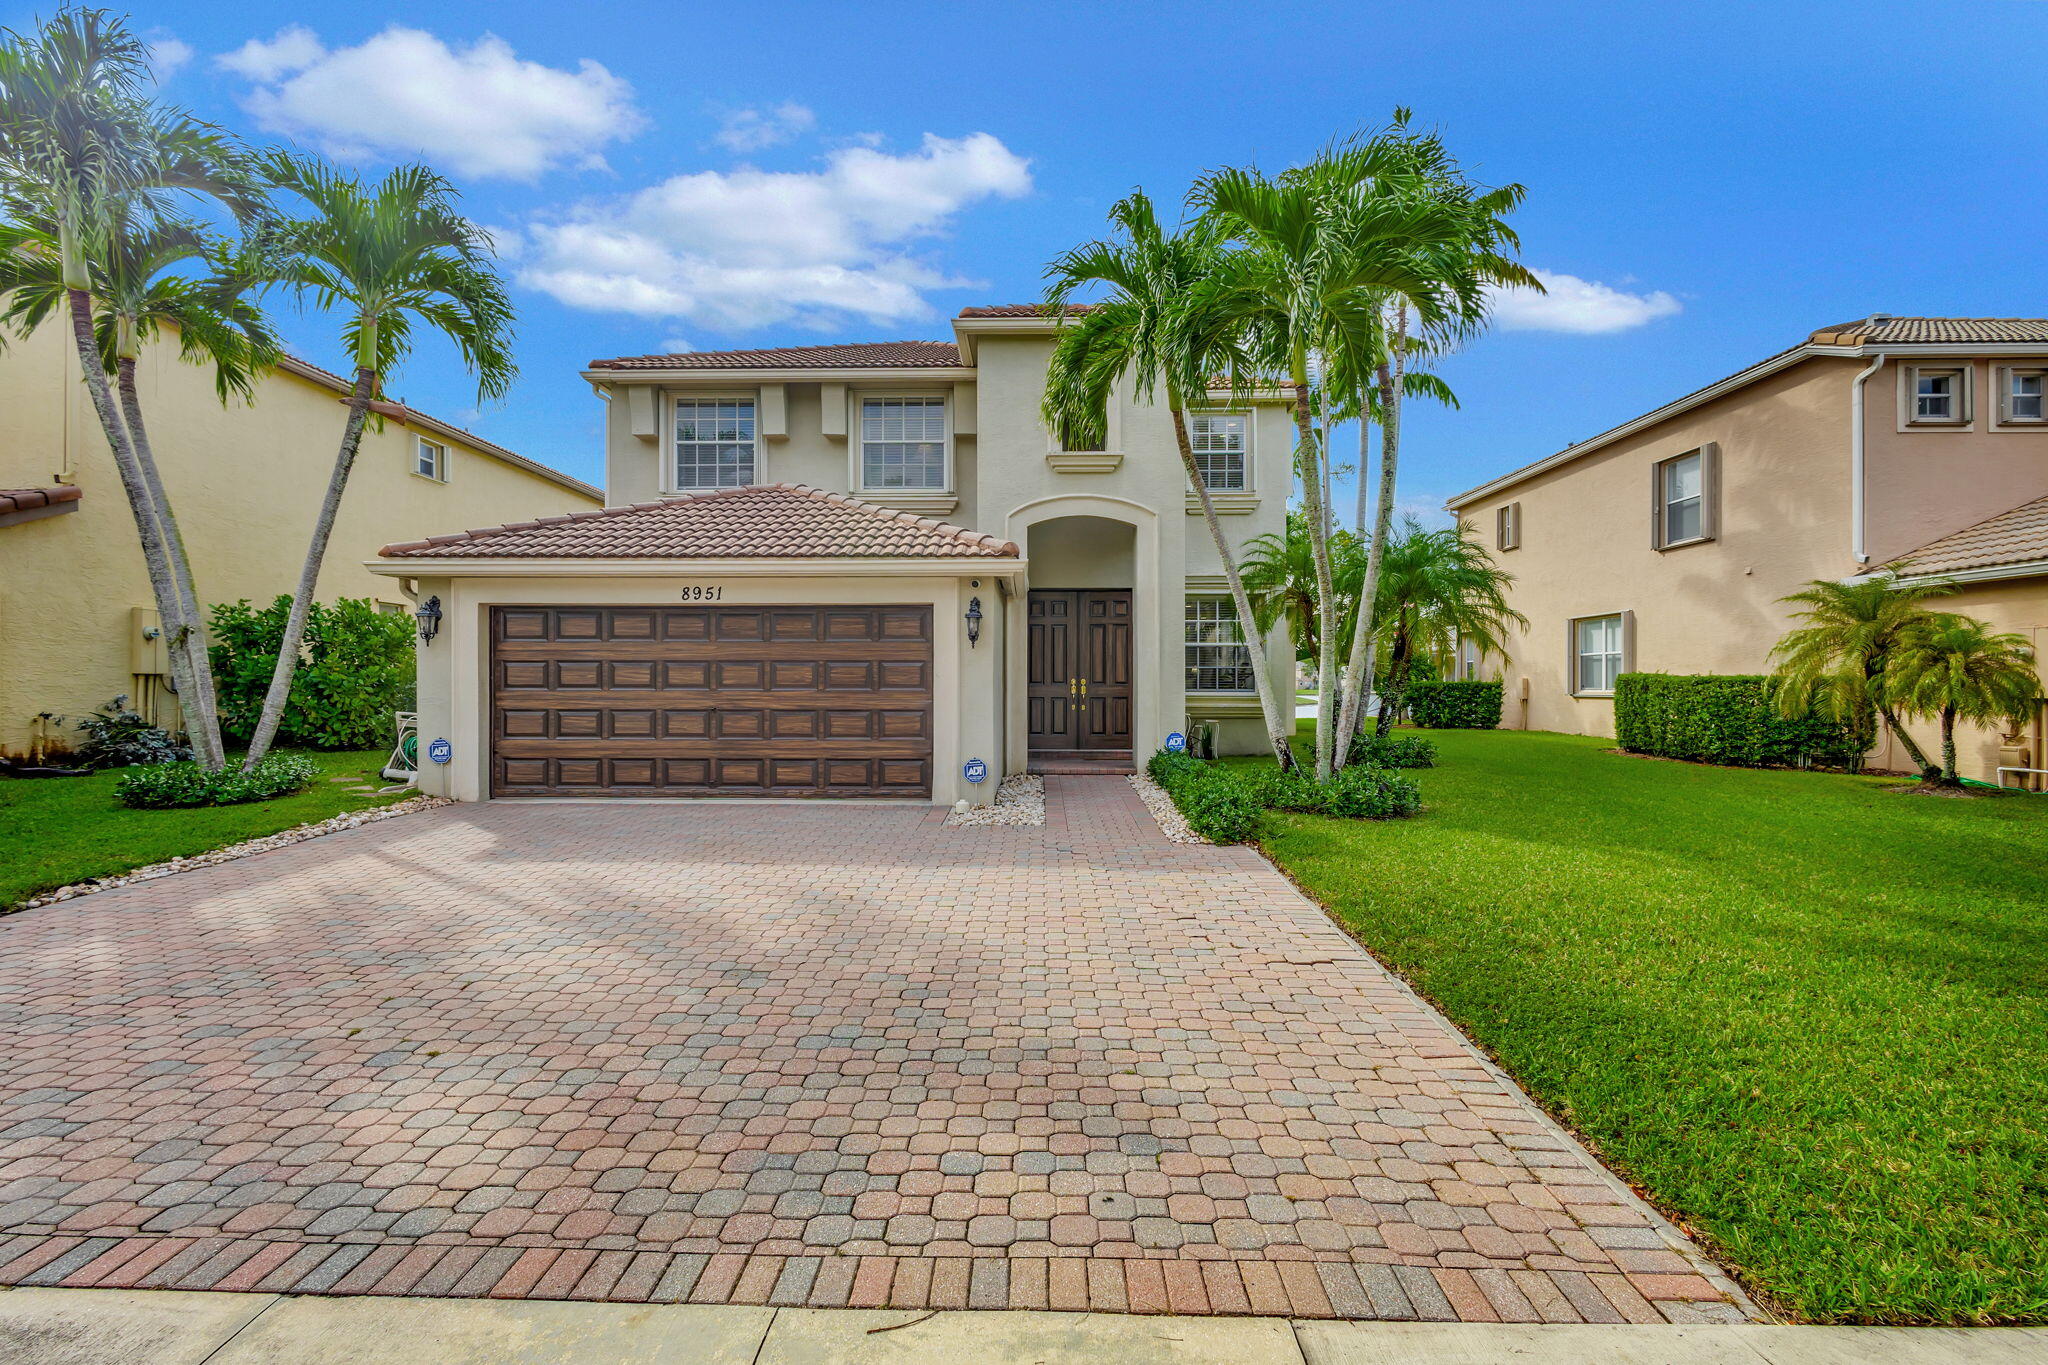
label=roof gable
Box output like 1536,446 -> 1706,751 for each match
379,483 -> 1019,560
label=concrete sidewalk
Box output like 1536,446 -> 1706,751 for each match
2,1289 -> 2040,1364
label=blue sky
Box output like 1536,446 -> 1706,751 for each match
45,1 -> 2048,516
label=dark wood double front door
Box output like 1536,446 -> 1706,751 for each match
1027,590 -> 1133,750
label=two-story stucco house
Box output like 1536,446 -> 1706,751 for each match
373,305 -> 1293,805
0,318 -> 600,758
1446,316 -> 2048,784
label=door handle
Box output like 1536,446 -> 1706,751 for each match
1079,677 -> 1088,699
1068,677 -> 1078,698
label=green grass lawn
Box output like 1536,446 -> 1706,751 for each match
2,750 -> 406,909
1239,726 -> 2048,1325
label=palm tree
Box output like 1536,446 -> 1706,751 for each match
1359,518 -> 1526,736
1040,192 -> 1296,766
1193,152 -> 1448,777
1886,615 -> 2040,787
1769,571 -> 1954,778
1324,122 -> 1538,763
0,10 -> 265,770
239,155 -> 515,770
1239,511 -> 1364,674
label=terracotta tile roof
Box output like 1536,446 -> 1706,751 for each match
1891,492 -> 2048,577
956,304 -> 1097,318
588,341 -> 961,371
0,485 -> 81,517
1809,317 -> 2048,346
380,483 -> 1019,560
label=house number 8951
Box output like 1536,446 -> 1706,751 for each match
679,585 -> 724,601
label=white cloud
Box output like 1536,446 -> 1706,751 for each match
519,132 -> 1033,331
215,26 -> 643,180
144,34 -> 194,83
713,102 -> 816,153
1489,269 -> 1681,334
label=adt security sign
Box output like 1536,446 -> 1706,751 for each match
963,758 -> 988,784
1165,731 -> 1187,754
427,737 -> 453,765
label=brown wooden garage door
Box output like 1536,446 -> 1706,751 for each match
491,605 -> 932,797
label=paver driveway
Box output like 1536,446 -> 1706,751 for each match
0,779 -> 1753,1322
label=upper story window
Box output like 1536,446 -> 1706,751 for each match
1998,366 -> 2046,425
1496,501 -> 1521,551
1651,444 -> 1717,549
414,437 -> 446,482
674,398 -> 756,489
1188,413 -> 1248,491
1903,365 -> 1971,427
861,397 -> 947,490
1185,597 -> 1255,692
1572,613 -> 1627,696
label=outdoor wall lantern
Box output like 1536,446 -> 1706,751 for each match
415,594 -> 443,646
966,596 -> 983,647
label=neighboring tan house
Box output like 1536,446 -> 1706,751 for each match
372,305 -> 1294,805
0,318 -> 601,758
1446,316 -> 2048,785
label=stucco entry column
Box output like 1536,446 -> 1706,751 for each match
1003,495 -> 1165,770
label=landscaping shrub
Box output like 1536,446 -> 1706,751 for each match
68,696 -> 191,768
1614,673 -> 1861,768
1320,764 -> 1423,819
114,753 -> 321,810
1405,679 -> 1503,729
1346,731 -> 1436,768
210,597 -> 415,750
1146,748 -> 1261,843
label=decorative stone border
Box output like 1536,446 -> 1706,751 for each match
8,794 -> 452,914
943,773 -> 1044,827
1129,772 -> 1207,844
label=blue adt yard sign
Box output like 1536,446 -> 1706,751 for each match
1165,731 -> 1187,754
963,758 -> 988,784
427,737 -> 453,765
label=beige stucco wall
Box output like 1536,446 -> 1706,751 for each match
389,567 -> 1012,806
1875,576 -> 2048,785
0,319 -> 599,756
594,326 -> 1295,761
1453,350 -> 2048,782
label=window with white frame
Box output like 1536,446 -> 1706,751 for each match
2000,367 -> 2046,424
1660,451 -> 1703,544
1188,413 -> 1248,491
1185,597 -> 1255,692
1906,366 -> 1968,425
414,437 -> 446,481
673,398 -> 756,489
861,397 -> 947,489
1574,614 -> 1624,695
1496,501 -> 1521,551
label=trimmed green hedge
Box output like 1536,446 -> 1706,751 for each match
1146,750 -> 1262,842
210,597 -> 416,750
1614,673 -> 1861,769
115,753 -> 322,809
1148,749 -> 1422,838
1407,680 -> 1503,729
1347,732 -> 1436,769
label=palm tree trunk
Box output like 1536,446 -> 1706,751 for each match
65,290 -> 216,767
1375,634 -> 1413,739
1336,306 -> 1408,765
1290,370 -> 1338,781
116,358 -> 225,771
1939,706 -> 1958,785
1878,703 -> 1938,779
1170,402 -> 1295,771
242,365 -> 376,770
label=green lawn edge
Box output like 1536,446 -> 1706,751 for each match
1233,725 -> 2048,1326
2,749 -> 408,909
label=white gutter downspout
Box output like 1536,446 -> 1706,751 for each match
1850,352 -> 1886,564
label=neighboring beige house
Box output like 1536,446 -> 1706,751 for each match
0,318 -> 600,758
372,305 -> 1293,805
1447,316 -> 2048,785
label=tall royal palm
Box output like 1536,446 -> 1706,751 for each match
1040,193 -> 1295,766
0,11 -> 265,769
1358,518 -> 1526,736
240,156 -> 515,770
1769,571 -> 1953,778
1886,615 -> 2039,787
1322,124 -> 1537,762
1194,154 -> 1447,777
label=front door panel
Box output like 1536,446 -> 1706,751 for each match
1027,591 -> 1079,749
1079,591 -> 1133,749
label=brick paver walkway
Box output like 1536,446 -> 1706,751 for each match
0,779 -> 1754,1322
